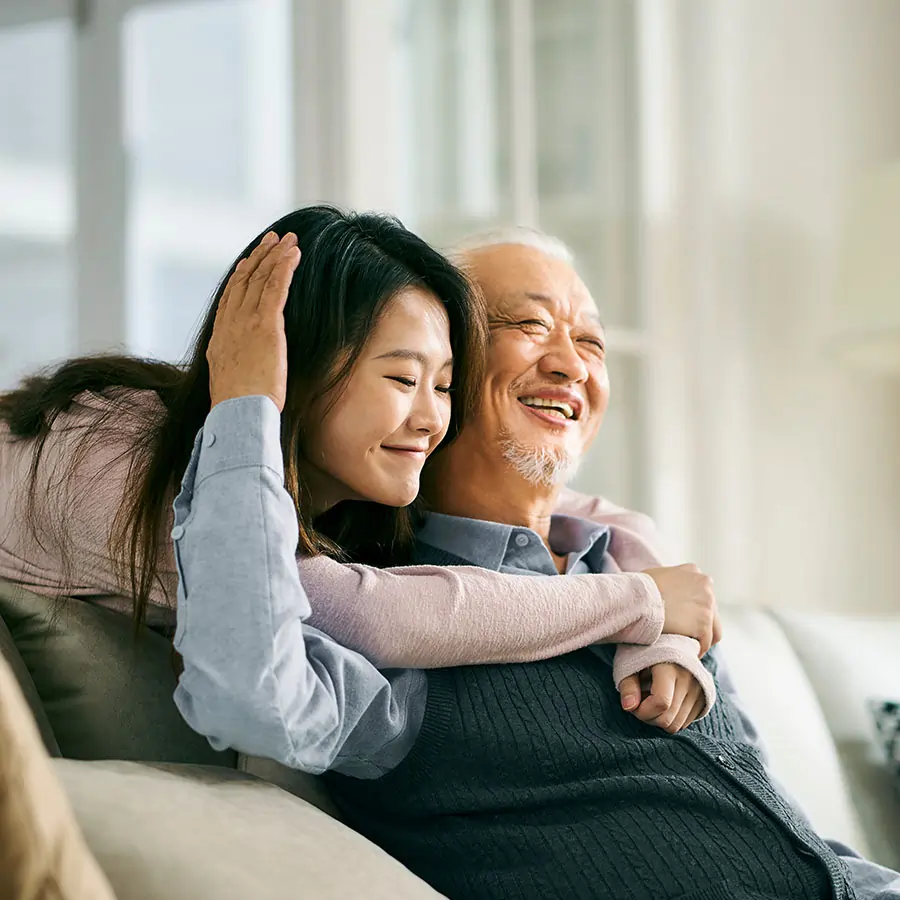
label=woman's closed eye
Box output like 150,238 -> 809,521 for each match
389,376 -> 418,388
388,376 -> 453,394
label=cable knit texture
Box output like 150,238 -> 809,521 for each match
324,547 -> 853,900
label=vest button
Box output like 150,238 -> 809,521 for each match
515,533 -> 529,547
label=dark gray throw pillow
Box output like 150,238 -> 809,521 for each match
869,698 -> 900,788
0,578 -> 235,767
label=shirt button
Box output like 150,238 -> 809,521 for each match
204,431 -> 216,448
170,525 -> 185,541
514,533 -> 529,547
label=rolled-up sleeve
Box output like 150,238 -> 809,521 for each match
172,395 -> 424,778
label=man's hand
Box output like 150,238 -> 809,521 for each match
619,663 -> 706,734
643,564 -> 721,656
207,231 -> 301,413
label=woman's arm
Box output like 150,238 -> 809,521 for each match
298,487 -> 698,672
613,637 -> 716,717
300,556 -> 663,668
556,488 -> 716,716
173,396 -> 422,776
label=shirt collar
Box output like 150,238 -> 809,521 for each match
416,513 -> 516,571
549,514 -> 611,572
416,511 -> 610,574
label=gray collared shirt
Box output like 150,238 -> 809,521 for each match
172,396 -> 900,898
417,511 -> 610,577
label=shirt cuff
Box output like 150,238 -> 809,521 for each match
194,395 -> 284,487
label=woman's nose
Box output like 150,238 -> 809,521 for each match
410,389 -> 447,436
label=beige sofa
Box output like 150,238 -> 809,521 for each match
1,579 -> 898,899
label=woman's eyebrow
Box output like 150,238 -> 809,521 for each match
375,349 -> 454,369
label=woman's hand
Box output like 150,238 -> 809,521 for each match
619,663 -> 706,734
207,231 -> 301,413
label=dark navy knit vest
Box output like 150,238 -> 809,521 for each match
325,544 -> 856,900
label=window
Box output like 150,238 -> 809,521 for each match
125,0 -> 292,362
0,15 -> 73,389
0,0 -> 293,388
0,0 -> 654,516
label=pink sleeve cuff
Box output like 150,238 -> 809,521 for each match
611,635 -> 717,718
613,573 -> 665,645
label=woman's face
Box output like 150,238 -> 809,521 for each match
301,287 -> 454,510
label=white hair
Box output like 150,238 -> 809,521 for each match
445,226 -> 574,266
498,432 -> 582,488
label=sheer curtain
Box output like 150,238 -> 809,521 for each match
394,0 -> 648,510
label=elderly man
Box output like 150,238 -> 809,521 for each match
171,227 -> 900,900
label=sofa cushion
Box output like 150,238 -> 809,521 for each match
0,578 -> 234,766
238,754 -> 342,819
869,699 -> 900,783
772,609 -> 900,871
716,605 -> 869,854
56,759 -> 443,900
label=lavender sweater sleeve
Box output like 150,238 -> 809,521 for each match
298,497 -> 715,714
300,557 -> 663,668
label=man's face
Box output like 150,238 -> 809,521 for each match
461,242 -> 610,487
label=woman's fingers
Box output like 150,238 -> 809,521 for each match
655,670 -> 690,733
618,674 -> 642,712
634,664 -> 676,724
670,682 -> 702,733
685,695 -> 706,729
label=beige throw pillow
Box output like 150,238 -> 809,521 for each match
0,653 -> 116,900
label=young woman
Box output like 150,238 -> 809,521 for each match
0,207 -> 709,726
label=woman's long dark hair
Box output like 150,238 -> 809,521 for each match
0,206 -> 487,629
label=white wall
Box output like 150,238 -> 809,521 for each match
655,0 -> 900,613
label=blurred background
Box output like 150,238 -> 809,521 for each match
1,0 -> 899,614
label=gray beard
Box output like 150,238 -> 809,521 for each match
498,432 -> 581,488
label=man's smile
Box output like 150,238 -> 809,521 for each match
516,388 -> 584,427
